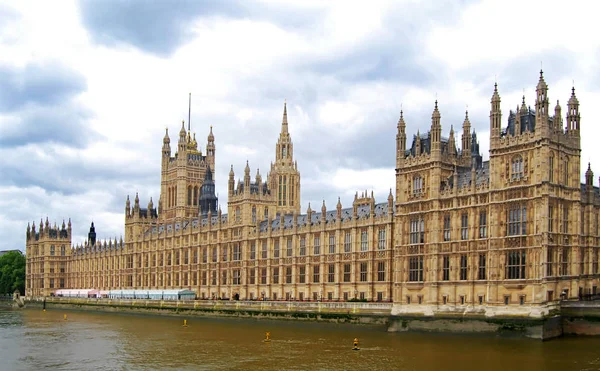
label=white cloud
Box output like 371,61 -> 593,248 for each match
1,0 -> 599,252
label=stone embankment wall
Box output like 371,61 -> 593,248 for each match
24,297 -> 600,340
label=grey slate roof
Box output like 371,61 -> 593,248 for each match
258,202 -> 390,232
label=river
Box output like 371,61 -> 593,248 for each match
1,308 -> 600,370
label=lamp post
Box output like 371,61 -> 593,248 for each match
354,289 -> 358,300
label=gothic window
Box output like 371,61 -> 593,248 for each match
193,186 -> 198,205
549,154 -> 554,182
343,264 -> 351,282
50,245 -> 55,256
560,248 -> 570,276
274,240 -> 280,258
188,186 -> 192,206
442,256 -> 450,281
278,175 -> 282,206
377,261 -> 385,282
282,146 -> 287,158
410,217 -> 425,244
261,241 -> 267,259
235,207 -> 241,223
233,244 -> 241,261
299,266 -> 306,283
290,179 -> 294,207
507,204 -> 527,236
282,176 -> 287,206
286,238 -> 293,257
261,268 -> 267,284
233,270 -> 241,285
264,207 -> 268,219
409,256 -> 424,282
360,230 -> 368,251
479,211 -> 487,238
344,232 -> 352,252
328,264 -> 335,283
460,255 -> 468,280
61,245 -> 65,256
252,206 -> 256,224
313,266 -> 320,283
506,250 -> 526,279
478,254 -> 486,280
299,237 -> 306,256
286,267 -> 292,283
313,236 -> 320,255
359,262 -> 367,282
413,175 -> 424,194
250,242 -> 256,260
547,247 -> 554,277
443,215 -> 451,241
222,247 -> 228,262
511,156 -> 523,180
461,213 -> 469,240
563,158 -> 569,185
378,229 -> 386,250
329,234 -> 335,254
562,205 -> 569,234
249,269 -> 256,284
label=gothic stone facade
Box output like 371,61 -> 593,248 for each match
25,72 -> 600,317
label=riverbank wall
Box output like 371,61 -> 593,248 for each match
25,297 -> 584,340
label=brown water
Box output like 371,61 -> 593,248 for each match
1,308 -> 600,371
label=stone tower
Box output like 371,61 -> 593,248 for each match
269,101 -> 301,215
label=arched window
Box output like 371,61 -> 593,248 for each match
549,154 -> 554,182
236,207 -> 241,222
193,186 -> 198,205
511,156 -> 523,180
187,186 -> 192,206
252,206 -> 256,224
264,207 -> 269,219
412,175 -> 423,194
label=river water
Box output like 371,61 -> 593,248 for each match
1,308 -> 600,371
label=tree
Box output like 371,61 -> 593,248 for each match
0,251 -> 26,295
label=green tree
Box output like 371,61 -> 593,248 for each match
0,251 -> 26,295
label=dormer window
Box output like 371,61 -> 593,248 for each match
413,175 -> 424,194
511,156 -> 523,180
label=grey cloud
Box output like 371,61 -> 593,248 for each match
0,63 -> 86,112
0,103 -> 95,149
77,0 -> 325,57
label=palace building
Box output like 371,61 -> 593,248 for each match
25,71 -> 600,317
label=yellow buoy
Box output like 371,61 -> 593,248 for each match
352,338 -> 360,351
64,314 -> 67,321
183,319 -> 188,327
263,331 -> 271,343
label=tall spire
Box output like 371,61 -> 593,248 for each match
281,100 -> 288,134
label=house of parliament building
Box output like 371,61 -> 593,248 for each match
25,71 -> 600,317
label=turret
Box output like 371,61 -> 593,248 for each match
554,100 -> 563,132
228,165 -> 235,196
388,188 -> 394,213
430,100 -> 441,154
67,218 -> 71,235
490,82 -> 502,139
26,222 -> 30,239
536,69 -> 549,119
178,120 -> 187,153
566,86 -> 580,134
162,127 -> 171,161
321,200 -> 326,220
206,126 -> 215,176
462,111 -> 471,154
199,166 -> 218,216
255,168 -> 262,186
148,197 -> 154,217
336,197 -> 342,219
88,222 -> 97,246
125,195 -> 131,217
586,163 -> 594,189
415,130 -> 421,155
134,192 -> 140,212
396,110 -> 406,164
244,160 -> 251,193
448,125 -> 456,156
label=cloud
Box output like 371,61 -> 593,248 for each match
0,63 -> 87,112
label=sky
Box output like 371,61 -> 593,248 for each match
1,0 -> 599,251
